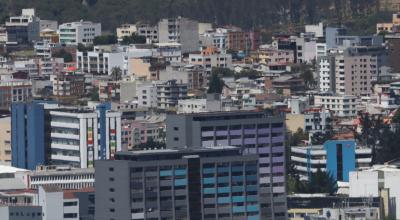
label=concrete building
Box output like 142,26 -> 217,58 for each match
166,110 -> 287,220
28,166 -> 94,190
303,108 -> 332,134
158,17 -> 199,53
77,46 -> 125,75
59,21 -> 101,45
0,117 -> 11,165
291,140 -> 372,181
349,165 -> 400,219
158,64 -> 207,90
200,28 -> 228,50
136,81 -> 158,108
116,24 -> 137,41
50,73 -> 85,98
314,94 -> 359,117
156,80 -> 188,110
136,23 -> 158,43
153,42 -> 182,63
5,8 -> 40,44
253,48 -> 294,65
189,47 -> 232,73
0,205 -> 43,220
305,22 -> 324,38
227,30 -> 261,53
95,147 -> 260,220
0,80 -> 32,111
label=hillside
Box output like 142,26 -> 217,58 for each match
0,0 -> 389,34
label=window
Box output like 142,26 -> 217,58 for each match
109,167 -> 114,172
174,127 -> 179,131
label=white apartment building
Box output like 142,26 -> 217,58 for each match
158,64 -> 207,90
316,43 -> 327,59
59,21 -> 101,45
188,48 -> 232,73
158,17 -> 199,53
49,109 -> 121,168
349,165 -> 400,220
28,167 -> 94,189
77,48 -> 125,75
314,95 -> 359,117
305,22 -> 324,38
116,24 -> 137,41
136,81 -> 158,108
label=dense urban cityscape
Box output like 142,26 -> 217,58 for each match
1,2 -> 400,220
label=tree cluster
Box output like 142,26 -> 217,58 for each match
93,34 -> 118,45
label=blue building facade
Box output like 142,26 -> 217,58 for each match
324,140 -> 356,182
96,102 -> 111,160
11,102 -> 46,170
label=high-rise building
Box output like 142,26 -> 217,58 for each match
95,147 -> 261,220
166,111 -> 287,220
11,102 -> 121,170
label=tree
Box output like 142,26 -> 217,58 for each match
391,108 -> 400,123
93,34 -> 118,45
52,49 -> 73,62
306,169 -> 337,195
207,72 -> 224,94
110,67 -> 122,81
311,131 -> 333,145
238,69 -> 262,79
299,64 -> 316,89
77,43 -> 93,52
211,67 -> 235,77
289,128 -> 309,146
89,88 -> 99,101
121,34 -> 146,45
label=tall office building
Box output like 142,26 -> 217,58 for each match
11,101 -> 121,170
95,147 -> 261,220
166,111 -> 287,220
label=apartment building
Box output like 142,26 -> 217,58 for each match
5,8 -> 40,44
34,41 -> 57,57
188,46 -> 232,73
59,21 -> 101,45
200,28 -> 228,50
303,108 -> 332,134
0,80 -> 32,111
0,205 -> 43,220
11,102 -> 121,170
166,110 -> 287,220
159,64 -> 207,90
254,48 -> 294,65
50,73 -> 85,98
116,24 -> 137,41
386,34 -> 400,72
0,117 -> 11,165
314,94 -> 359,117
77,47 -> 125,75
95,147 -> 260,220
291,140 -> 372,181
136,81 -> 158,108
136,23 -> 158,43
158,17 -> 199,53
156,80 -> 188,110
227,30 -> 261,52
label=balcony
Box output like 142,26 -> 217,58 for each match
230,139 -> 242,146
51,154 -> 80,162
51,132 -> 80,140
51,143 -> 80,151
